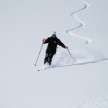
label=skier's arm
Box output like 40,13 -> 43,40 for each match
57,39 -> 68,49
42,37 -> 50,44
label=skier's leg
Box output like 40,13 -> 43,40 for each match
48,54 -> 54,65
44,53 -> 48,64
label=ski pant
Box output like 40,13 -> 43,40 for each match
44,53 -> 54,65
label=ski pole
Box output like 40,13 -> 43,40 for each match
34,43 -> 43,66
67,48 -> 73,58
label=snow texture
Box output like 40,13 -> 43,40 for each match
0,0 -> 108,108
73,96 -> 108,108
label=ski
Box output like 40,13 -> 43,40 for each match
37,65 -> 56,71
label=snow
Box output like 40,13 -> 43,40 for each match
0,0 -> 108,108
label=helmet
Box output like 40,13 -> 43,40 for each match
53,32 -> 56,35
51,32 -> 57,38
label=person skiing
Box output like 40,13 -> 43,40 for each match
42,32 -> 68,65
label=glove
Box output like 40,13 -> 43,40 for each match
42,38 -> 46,44
64,45 -> 68,49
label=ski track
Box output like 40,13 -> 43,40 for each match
37,58 -> 108,71
65,0 -> 91,43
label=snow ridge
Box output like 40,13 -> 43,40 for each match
65,0 -> 91,43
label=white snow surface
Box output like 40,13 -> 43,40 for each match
0,0 -> 108,108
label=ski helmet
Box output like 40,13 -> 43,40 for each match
51,32 -> 57,38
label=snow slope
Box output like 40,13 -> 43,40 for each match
0,0 -> 108,108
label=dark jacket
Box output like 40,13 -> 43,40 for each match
44,37 -> 65,54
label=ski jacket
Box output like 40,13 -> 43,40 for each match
44,37 -> 65,54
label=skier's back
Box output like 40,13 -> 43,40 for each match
42,32 -> 68,65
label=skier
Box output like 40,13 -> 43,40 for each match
42,32 -> 68,65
